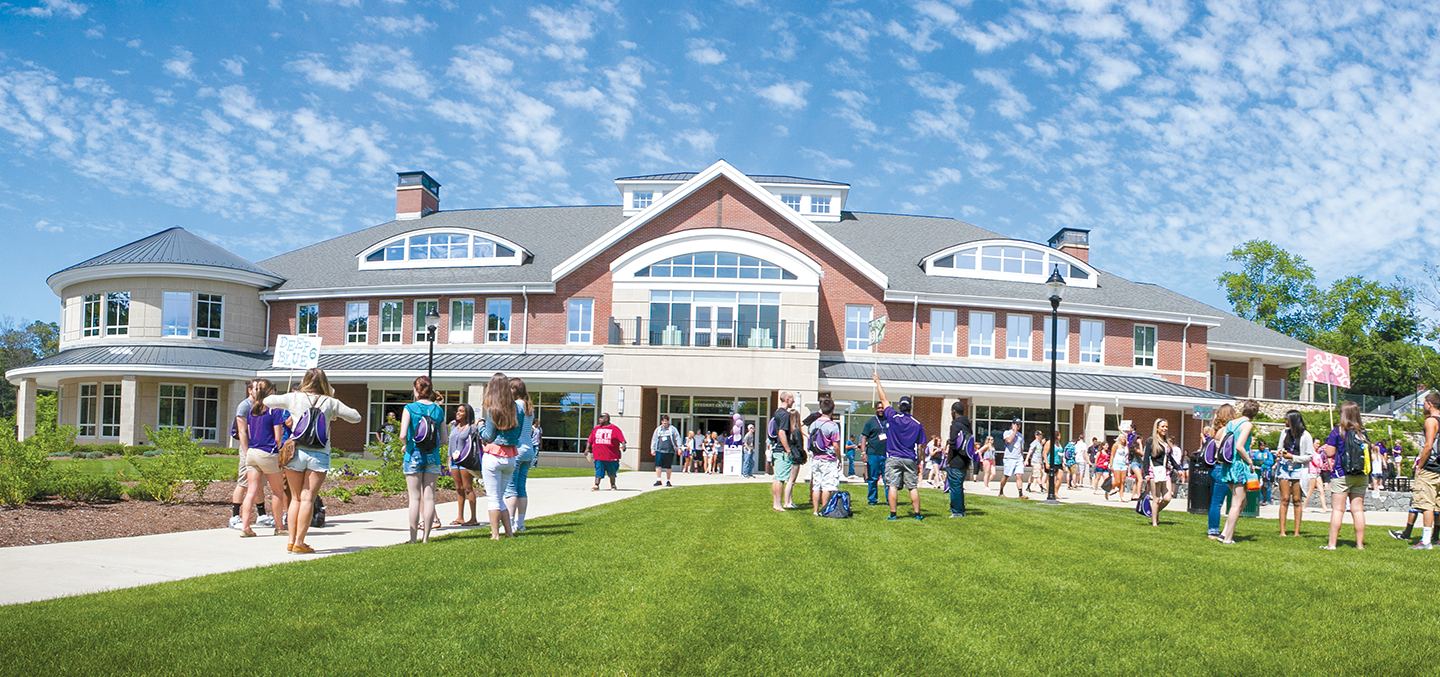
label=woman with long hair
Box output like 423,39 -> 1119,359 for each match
400,375 -> 446,544
1275,410 -> 1313,537
238,378 -> 287,538
478,373 -> 523,539
1093,442 -> 1110,495
1205,412 -> 1231,540
1304,438 -> 1330,512
1107,435 -> 1127,501
1145,419 -> 1174,527
504,377 -> 537,533
264,367 -> 361,554
980,435 -> 996,487
680,430 -> 694,474
1217,400 -> 1260,545
449,403 -> 479,527
1321,401 -> 1370,550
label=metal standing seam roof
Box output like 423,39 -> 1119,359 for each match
268,352 -> 606,374
820,358 -> 1233,401
49,227 -> 282,281
615,172 -> 850,186
16,345 -> 274,372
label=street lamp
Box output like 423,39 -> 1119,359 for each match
1044,266 -> 1067,505
425,308 -> 441,381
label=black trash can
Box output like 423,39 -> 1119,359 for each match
1188,462 -> 1213,515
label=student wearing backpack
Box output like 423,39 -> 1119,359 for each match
480,373 -> 528,539
945,402 -> 974,517
448,404 -> 480,527
1144,419 -> 1174,527
871,373 -> 926,520
1275,410 -> 1313,537
1215,400 -> 1260,545
770,391 -> 802,511
860,404 -> 888,505
504,378 -> 538,532
237,378 -> 288,538
398,376 -> 446,544
1395,392 -> 1440,550
1321,401 -> 1372,550
809,396 -> 843,516
264,368 -> 362,554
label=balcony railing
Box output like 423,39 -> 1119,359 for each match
1211,375 -> 1294,400
607,317 -> 815,350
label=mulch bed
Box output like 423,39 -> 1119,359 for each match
0,479 -> 463,548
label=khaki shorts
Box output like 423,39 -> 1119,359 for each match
1329,474 -> 1367,498
245,448 -> 283,476
236,454 -> 248,487
1413,469 -> 1440,512
884,457 -> 919,491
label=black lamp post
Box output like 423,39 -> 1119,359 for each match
425,308 -> 441,381
1044,267 -> 1067,505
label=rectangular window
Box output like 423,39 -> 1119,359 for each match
346,302 -> 368,344
158,384 -> 187,429
78,383 -> 97,437
191,386 -> 219,441
196,293 -> 223,339
1006,314 -> 1032,359
968,311 -> 994,357
81,294 -> 102,337
1080,320 -> 1104,364
810,196 -> 831,214
1043,316 -> 1069,362
567,299 -> 593,345
297,304 -> 319,336
105,292 -> 129,335
380,300 -> 403,343
632,191 -> 653,209
162,291 -> 191,337
415,300 -> 439,343
781,195 -> 801,211
100,383 -> 122,438
1134,324 -> 1157,368
450,299 -> 474,343
929,309 -> 956,355
845,305 -> 872,351
486,298 -> 512,344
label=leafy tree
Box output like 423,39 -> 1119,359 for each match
0,318 -> 61,419
1216,240 -> 1319,340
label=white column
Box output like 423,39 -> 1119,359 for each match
1301,380 -> 1314,403
118,375 -> 140,446
1248,358 -> 1264,399
227,380 -> 249,450
941,396 -> 960,440
1083,403 -> 1106,444
16,378 -> 37,441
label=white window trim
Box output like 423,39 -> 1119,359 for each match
1042,316 -> 1069,363
448,298 -> 475,344
104,291 -> 130,336
968,311 -> 995,359
345,301 -> 369,345
81,294 -> 103,338
609,228 -> 823,289
77,382 -> 98,437
195,293 -> 224,341
414,299 -> 439,344
99,382 -> 122,439
567,298 -> 594,346
357,227 -> 528,270
157,383 -> 188,430
379,300 -> 404,344
161,291 -> 192,338
297,303 -> 320,337
922,239 -> 1099,288
1079,319 -> 1105,364
780,194 -> 802,211
929,308 -> 956,356
485,298 -> 512,345
1133,323 -> 1158,369
845,304 -> 873,353
190,385 -> 220,442
1005,314 -> 1032,360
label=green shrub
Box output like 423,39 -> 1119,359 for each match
364,435 -> 406,496
352,482 -> 377,497
45,475 -> 125,502
125,483 -> 162,501
124,426 -> 219,503
437,474 -> 455,491
86,451 -> 106,460
324,485 -> 355,503
142,450 -> 162,457
0,426 -> 76,506
346,453 -> 362,460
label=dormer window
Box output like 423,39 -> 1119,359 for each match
782,195 -> 801,211
925,240 -> 1097,287
635,252 -> 798,280
810,196 -> 831,214
359,228 -> 526,270
633,192 -> 654,210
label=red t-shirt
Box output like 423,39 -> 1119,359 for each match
588,424 -> 626,461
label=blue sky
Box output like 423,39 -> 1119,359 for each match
3,0 -> 1438,327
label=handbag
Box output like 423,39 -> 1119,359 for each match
279,439 -> 296,468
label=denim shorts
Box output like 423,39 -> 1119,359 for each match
403,450 -> 444,475
594,460 -> 619,479
505,459 -> 533,499
286,448 -> 330,473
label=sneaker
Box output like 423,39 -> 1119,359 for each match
783,503 -> 798,509
949,512 -> 965,518
228,515 -> 243,530
1411,542 -> 1434,550
1319,545 -> 1336,551
887,515 -> 899,521
912,514 -> 925,521
867,501 -> 880,506
665,481 -> 672,487
1218,539 -> 1236,545
1389,530 -> 1407,541
515,525 -> 528,533
653,481 -> 662,487
256,515 -> 275,528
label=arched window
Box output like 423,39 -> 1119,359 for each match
358,229 -> 525,269
635,252 -> 798,280
924,240 -> 1097,287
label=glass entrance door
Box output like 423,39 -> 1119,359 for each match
693,292 -> 736,347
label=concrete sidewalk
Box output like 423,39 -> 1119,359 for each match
0,472 -> 764,607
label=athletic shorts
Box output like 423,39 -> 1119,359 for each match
811,459 -> 841,491
1413,469 -> 1440,512
773,453 -> 794,480
1003,454 -> 1024,477
245,448 -> 282,476
884,457 -> 919,490
655,452 -> 674,470
1330,475 -> 1366,498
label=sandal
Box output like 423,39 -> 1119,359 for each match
240,529 -> 258,538
450,519 -> 465,526
291,543 -> 315,554
463,520 -> 480,526
274,529 -> 288,537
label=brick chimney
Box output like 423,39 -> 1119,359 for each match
396,171 -> 441,221
1048,227 -> 1089,264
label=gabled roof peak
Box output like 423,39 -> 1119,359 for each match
617,172 -> 849,187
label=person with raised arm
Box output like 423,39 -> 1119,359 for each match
871,372 -> 926,520
264,368 -> 361,555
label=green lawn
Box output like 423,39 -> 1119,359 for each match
51,457 -> 596,481
1,484 -> 1434,676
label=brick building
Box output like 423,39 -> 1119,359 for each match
7,161 -> 1314,468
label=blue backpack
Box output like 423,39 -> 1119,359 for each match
821,490 -> 853,519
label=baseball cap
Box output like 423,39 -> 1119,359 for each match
898,396 -> 912,408
1012,417 -> 1022,425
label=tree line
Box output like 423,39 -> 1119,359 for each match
0,318 -> 59,420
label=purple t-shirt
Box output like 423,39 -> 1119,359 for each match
881,406 -> 925,460
245,408 -> 288,453
1325,428 -> 1357,480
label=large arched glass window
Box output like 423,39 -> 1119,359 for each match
924,241 -> 1097,287
634,252 -> 798,280
359,229 -> 525,269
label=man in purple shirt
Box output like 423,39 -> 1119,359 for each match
871,373 -> 925,521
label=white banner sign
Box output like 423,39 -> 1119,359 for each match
273,335 -> 321,370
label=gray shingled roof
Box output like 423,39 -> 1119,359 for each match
822,358 -> 1232,400
18,344 -> 273,371
616,172 -> 849,186
50,227 -> 281,282
268,351 -> 604,374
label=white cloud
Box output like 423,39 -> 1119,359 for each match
220,57 -> 246,77
529,4 -> 595,60
10,0 -> 87,19
1084,47 -> 1141,91
364,15 -> 437,35
547,56 -> 646,139
287,45 -> 432,97
974,69 -> 1032,120
163,47 -> 197,81
831,89 -> 877,133
679,128 -> 716,153
822,9 -> 877,57
756,81 -> 809,111
215,85 -> 277,130
34,219 -> 62,233
686,39 -> 726,65
800,148 -> 854,172
83,25 -> 102,39
911,166 -> 962,195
